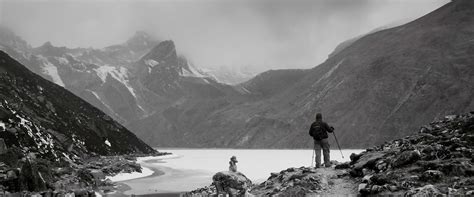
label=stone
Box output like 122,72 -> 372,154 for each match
371,185 -> 384,193
0,138 -> 7,154
388,185 -> 398,192
353,152 -> 386,170
392,150 -> 420,168
335,162 -> 351,169
362,175 -> 373,184
362,168 -> 372,176
416,184 -> 442,196
358,183 -> 367,192
420,170 -> 443,182
350,153 -> 362,163
212,171 -> 252,194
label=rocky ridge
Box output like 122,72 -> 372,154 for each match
0,50 -> 164,193
338,112 -> 474,196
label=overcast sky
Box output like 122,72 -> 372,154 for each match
0,0 -> 448,70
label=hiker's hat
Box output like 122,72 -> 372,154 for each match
231,156 -> 237,162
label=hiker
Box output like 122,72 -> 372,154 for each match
229,156 -> 238,172
309,113 -> 334,168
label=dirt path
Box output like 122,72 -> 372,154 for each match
308,167 -> 359,196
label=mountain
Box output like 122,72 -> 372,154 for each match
0,29 -> 162,124
133,0 -> 473,148
0,50 -> 155,163
209,0 -> 474,148
1,0 -> 472,149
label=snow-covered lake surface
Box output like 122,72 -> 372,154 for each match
120,149 -> 364,195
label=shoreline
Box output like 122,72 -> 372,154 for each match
111,154 -> 185,196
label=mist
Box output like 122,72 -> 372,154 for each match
0,0 -> 449,70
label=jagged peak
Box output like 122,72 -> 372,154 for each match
41,41 -> 54,48
125,30 -> 156,47
142,40 -> 177,62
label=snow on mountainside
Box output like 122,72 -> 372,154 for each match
0,50 -> 156,157
0,28 -> 162,124
37,55 -> 66,87
0,27 -> 235,131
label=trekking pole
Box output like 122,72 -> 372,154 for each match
333,132 -> 344,158
311,141 -> 315,167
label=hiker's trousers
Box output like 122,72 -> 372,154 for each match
314,138 -> 330,167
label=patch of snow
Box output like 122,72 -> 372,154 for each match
94,65 -> 116,83
241,87 -> 251,94
144,59 -> 159,67
93,67 -> 147,113
0,121 -> 5,131
104,139 -> 111,147
56,57 -> 69,65
94,66 -> 138,98
105,166 -> 153,182
181,63 -> 207,78
87,90 -> 114,113
41,60 -> 65,87
313,59 -> 345,87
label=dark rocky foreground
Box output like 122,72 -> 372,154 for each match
186,112 -> 474,196
0,50 -> 169,194
0,152 -> 169,196
339,112 -> 474,196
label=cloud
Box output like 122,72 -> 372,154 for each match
0,0 -> 449,70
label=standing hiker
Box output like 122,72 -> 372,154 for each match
309,113 -> 334,168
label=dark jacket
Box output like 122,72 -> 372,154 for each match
309,121 -> 334,140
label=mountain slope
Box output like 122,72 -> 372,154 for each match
141,0 -> 473,148
0,50 -> 155,163
224,0 -> 474,148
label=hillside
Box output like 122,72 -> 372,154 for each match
0,50 -> 156,158
165,0 -> 473,148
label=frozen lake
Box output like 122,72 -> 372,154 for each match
120,149 -> 364,195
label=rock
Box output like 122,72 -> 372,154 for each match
420,170 -> 443,182
370,174 -> 390,185
388,185 -> 398,192
335,162 -> 351,169
358,183 -> 369,194
212,171 -> 252,194
350,153 -> 362,163
392,150 -> 421,168
362,175 -> 373,184
0,138 -> 7,154
371,185 -> 384,193
353,152 -> 386,170
362,168 -> 372,176
414,184 -> 442,196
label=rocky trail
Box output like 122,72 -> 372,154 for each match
312,167 -> 358,196
186,165 -> 360,196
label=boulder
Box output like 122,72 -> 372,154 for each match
353,152 -> 386,170
212,171 -> 252,194
410,184 -> 442,196
392,150 -> 421,168
420,170 -> 443,182
335,162 -> 351,169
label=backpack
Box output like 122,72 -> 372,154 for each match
311,122 -> 326,140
